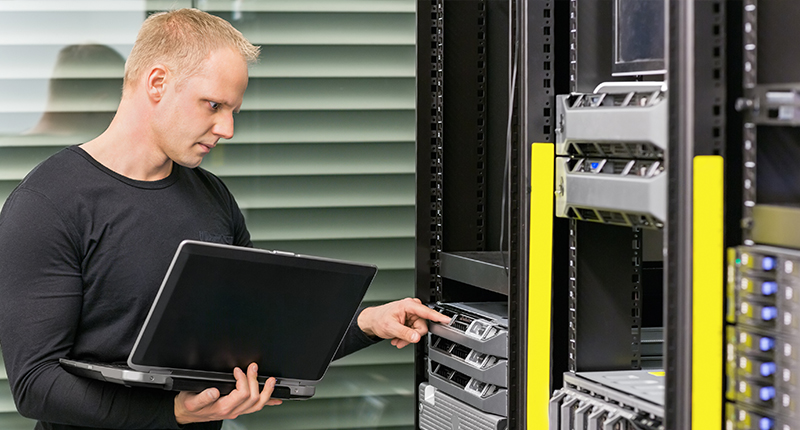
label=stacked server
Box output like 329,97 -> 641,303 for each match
726,246 -> 800,430
725,3 -> 800,429
554,81 -> 668,228
419,302 -> 508,430
548,80 -> 669,429
550,370 -> 664,430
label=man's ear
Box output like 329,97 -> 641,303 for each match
146,65 -> 169,102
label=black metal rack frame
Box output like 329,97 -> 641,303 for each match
415,0 -> 566,428
416,0 -> 742,429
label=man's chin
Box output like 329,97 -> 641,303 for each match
173,157 -> 204,169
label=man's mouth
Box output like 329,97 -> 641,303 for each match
198,142 -> 216,152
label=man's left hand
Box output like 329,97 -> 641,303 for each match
357,298 -> 451,349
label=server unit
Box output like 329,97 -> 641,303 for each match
726,246 -> 800,430
422,303 -> 509,425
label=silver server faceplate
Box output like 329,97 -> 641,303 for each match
419,382 -> 507,430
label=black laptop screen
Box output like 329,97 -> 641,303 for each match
129,241 -> 376,381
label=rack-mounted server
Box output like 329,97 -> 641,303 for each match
420,302 -> 509,430
555,82 -> 668,229
727,245 -> 800,429
550,370 -> 665,430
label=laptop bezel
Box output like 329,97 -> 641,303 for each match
126,239 -> 377,386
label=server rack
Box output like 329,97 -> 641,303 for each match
550,1 -> 670,428
415,1 -> 566,429
415,1 -> 783,429
726,1 -> 800,429
549,1 -> 732,429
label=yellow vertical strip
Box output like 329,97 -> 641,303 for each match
528,143 -> 554,429
692,155 -> 724,430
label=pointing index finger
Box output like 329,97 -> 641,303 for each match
408,301 -> 451,324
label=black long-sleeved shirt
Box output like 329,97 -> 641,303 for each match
0,146 -> 378,430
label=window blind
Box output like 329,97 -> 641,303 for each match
0,1 -> 417,429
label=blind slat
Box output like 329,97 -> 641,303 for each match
224,174 -> 414,210
313,364 -> 414,399
360,270 -> 415,303
0,45 -> 415,79
330,340 -> 414,368
1,78 -> 414,114
0,12 -> 143,45
0,146 -> 64,180
199,0 -> 415,13
252,238 -> 414,271
0,383 -> 16,414
202,142 -> 415,177
252,46 -> 415,78
229,13 -> 415,46
0,111 -> 414,146
244,206 -> 413,241
243,78 -> 414,111
0,1 -> 153,12
0,413 -> 36,430
0,142 -> 415,181
227,111 -> 414,143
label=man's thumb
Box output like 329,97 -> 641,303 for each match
399,326 -> 421,343
190,388 -> 220,410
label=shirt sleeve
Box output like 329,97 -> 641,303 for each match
332,307 -> 383,361
0,188 -> 181,429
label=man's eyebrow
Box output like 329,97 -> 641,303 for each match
221,98 -> 243,113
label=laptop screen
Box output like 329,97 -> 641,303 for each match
129,241 -> 376,382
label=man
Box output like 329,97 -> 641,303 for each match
0,8 -> 448,430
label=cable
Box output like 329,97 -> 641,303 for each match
500,6 -> 520,275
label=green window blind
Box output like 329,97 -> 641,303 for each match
0,1 -> 416,429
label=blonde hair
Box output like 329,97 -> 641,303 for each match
123,8 -> 260,95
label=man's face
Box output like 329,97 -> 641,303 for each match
152,47 -> 249,168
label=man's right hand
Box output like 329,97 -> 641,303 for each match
174,363 -> 282,424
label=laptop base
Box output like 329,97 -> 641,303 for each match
60,358 -> 311,399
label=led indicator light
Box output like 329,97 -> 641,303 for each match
760,337 -> 775,352
590,162 -> 599,170
763,256 -> 776,271
759,386 -> 776,401
760,417 -> 774,430
761,362 -> 777,377
762,306 -> 778,321
762,281 -> 779,296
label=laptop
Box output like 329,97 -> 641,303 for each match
60,240 -> 377,399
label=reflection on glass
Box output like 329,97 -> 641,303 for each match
25,44 -> 124,136
616,0 -> 665,63
614,0 -> 666,75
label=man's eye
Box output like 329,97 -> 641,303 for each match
209,101 -> 220,110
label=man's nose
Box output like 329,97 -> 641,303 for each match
213,113 -> 235,140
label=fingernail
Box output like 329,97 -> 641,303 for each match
251,363 -> 258,372
270,378 -> 276,387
